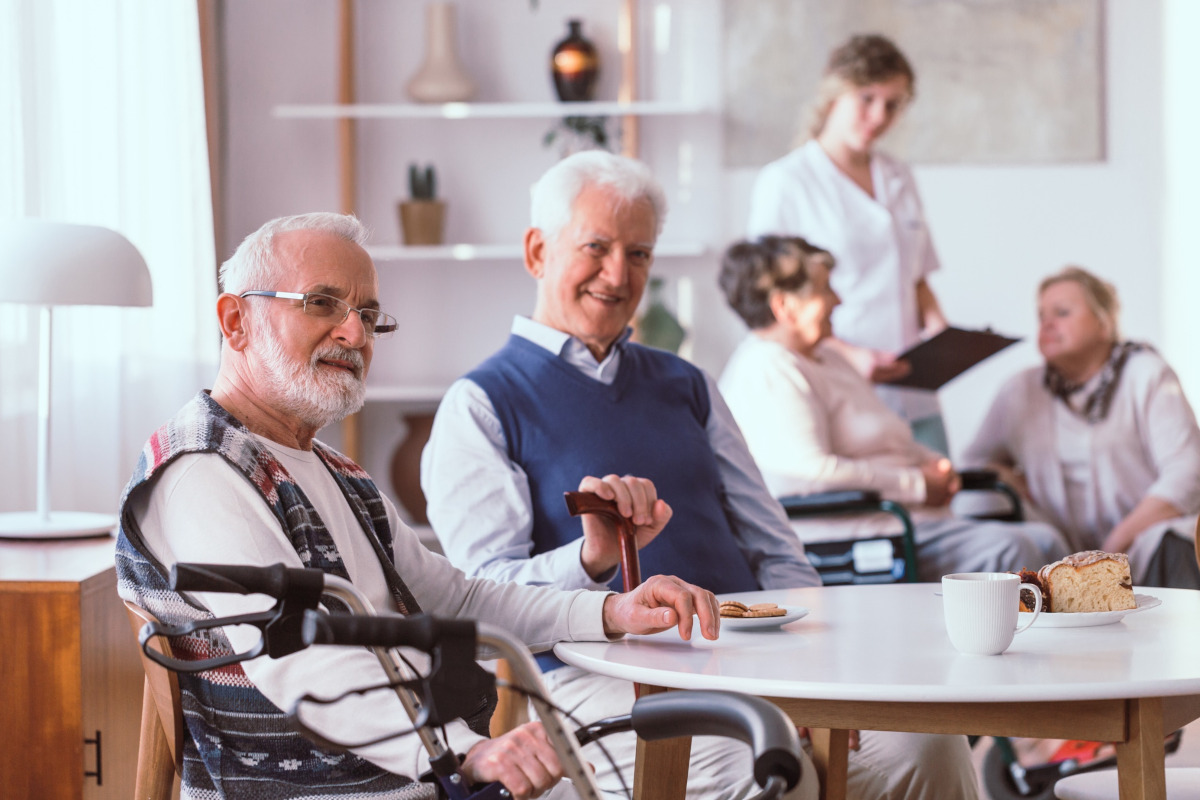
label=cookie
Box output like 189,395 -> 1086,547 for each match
719,600 -> 750,618
749,603 -> 779,611
744,607 -> 787,618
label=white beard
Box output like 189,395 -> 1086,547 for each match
251,326 -> 367,431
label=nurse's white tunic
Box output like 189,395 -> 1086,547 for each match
747,140 -> 941,421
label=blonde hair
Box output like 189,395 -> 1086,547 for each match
804,34 -> 915,141
1039,266 -> 1121,342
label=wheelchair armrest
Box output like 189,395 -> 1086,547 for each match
778,490 -> 884,516
778,490 -> 919,584
956,469 -> 1024,522
958,469 -> 1000,490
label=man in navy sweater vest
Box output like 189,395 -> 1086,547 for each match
422,152 -> 980,799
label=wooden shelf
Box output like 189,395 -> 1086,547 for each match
367,242 -> 708,262
364,384 -> 449,403
274,100 -> 713,121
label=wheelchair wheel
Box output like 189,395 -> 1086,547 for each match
982,744 -> 1057,800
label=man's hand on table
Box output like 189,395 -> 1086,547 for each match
460,721 -> 567,799
602,574 -> 721,641
577,474 -> 672,580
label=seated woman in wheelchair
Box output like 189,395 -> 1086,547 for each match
717,235 -> 1069,580
962,266 -> 1200,588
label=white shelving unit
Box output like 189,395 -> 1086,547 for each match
290,0 -> 717,460
364,384 -> 449,404
365,241 -> 706,263
274,100 -> 712,120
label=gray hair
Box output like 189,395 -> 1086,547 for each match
218,212 -> 370,295
529,151 -> 667,242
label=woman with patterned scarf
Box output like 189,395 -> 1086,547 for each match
964,266 -> 1200,587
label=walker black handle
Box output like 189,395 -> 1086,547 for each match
301,610 -> 477,652
171,562 -> 326,606
164,563 -> 327,661
630,690 -> 802,792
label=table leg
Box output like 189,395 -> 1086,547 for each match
633,685 -> 690,800
809,728 -> 850,800
633,735 -> 691,800
1115,697 -> 1166,800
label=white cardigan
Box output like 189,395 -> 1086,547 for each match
962,349 -> 1200,578
719,335 -> 949,543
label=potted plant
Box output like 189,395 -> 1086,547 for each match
542,115 -> 612,157
397,163 -> 445,245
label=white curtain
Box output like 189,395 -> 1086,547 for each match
0,0 -> 219,515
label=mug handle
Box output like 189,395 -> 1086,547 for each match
1015,583 -> 1043,633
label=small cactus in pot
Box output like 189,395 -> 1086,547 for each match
409,163 -> 437,200
398,162 -> 445,245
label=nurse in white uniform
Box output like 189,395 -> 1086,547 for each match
747,34 -> 949,451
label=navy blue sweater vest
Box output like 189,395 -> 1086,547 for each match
469,336 -> 760,669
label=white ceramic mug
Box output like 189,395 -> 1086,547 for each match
942,572 -> 1042,655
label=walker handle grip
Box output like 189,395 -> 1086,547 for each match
171,562 -> 326,605
630,690 -> 802,792
301,610 -> 476,653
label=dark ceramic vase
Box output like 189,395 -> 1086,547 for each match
551,19 -> 599,102
389,412 -> 435,525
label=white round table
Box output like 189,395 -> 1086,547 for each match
556,584 -> 1200,800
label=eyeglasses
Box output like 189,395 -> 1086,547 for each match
239,291 -> 398,339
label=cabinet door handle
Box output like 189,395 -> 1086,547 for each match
84,729 -> 103,785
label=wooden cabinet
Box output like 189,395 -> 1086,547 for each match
0,538 -> 143,799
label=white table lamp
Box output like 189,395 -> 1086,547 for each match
0,220 -> 153,539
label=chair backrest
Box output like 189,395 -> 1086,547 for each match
124,600 -> 184,800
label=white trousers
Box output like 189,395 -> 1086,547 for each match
914,518 -> 1071,582
537,667 -> 979,800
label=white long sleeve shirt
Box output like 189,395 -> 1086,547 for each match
719,335 -> 950,542
130,433 -> 611,780
962,349 -> 1200,555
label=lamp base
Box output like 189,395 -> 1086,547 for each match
0,511 -> 117,540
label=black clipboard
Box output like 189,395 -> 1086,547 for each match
882,327 -> 1020,390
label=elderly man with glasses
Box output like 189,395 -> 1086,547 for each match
114,212 -> 720,800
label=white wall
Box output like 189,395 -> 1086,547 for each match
715,0 -> 1165,460
223,0 -> 1169,511
1162,0 -> 1200,407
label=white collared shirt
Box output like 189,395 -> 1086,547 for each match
748,140 -> 941,421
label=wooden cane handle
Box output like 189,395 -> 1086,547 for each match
563,491 -> 642,591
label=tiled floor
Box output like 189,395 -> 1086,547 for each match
973,717 -> 1200,799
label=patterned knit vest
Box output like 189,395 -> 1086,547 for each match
116,392 -> 492,799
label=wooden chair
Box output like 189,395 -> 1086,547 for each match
124,601 -> 184,800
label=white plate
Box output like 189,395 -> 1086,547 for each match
720,606 -> 810,631
1019,593 -> 1161,628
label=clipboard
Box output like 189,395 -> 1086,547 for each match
882,327 -> 1020,390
